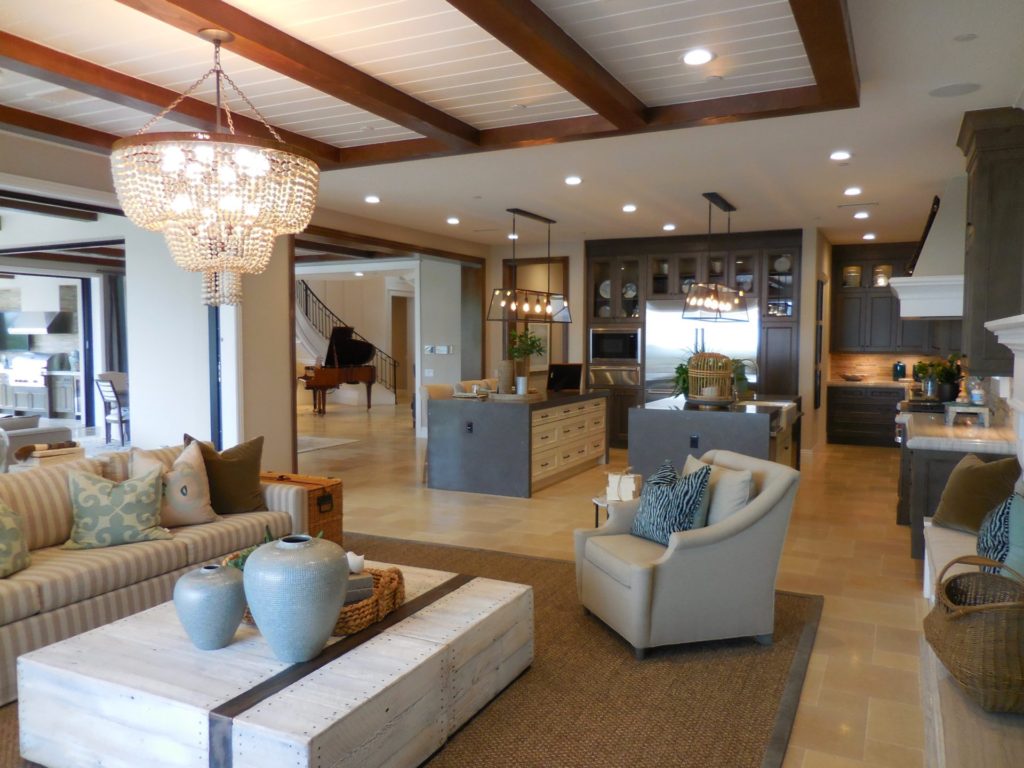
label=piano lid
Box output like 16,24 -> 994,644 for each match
324,326 -> 375,367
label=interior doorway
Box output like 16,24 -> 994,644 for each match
390,294 -> 414,403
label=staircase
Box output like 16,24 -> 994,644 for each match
295,280 -> 399,396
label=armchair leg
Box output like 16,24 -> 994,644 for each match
634,647 -> 647,661
754,633 -> 773,646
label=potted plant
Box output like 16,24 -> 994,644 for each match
508,329 -> 545,393
914,355 -> 962,401
672,361 -> 689,396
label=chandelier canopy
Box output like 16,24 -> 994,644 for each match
110,32 -> 319,306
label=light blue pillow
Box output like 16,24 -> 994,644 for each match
977,493 -> 1024,577
63,468 -> 171,550
631,461 -> 712,546
0,499 -> 30,578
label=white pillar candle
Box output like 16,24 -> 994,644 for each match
346,552 -> 364,573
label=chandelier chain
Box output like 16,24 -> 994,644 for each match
218,67 -> 283,143
136,67 -> 215,135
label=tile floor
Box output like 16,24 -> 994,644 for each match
294,399 -> 925,768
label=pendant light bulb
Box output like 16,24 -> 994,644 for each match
534,298 -> 542,313
510,300 -> 517,311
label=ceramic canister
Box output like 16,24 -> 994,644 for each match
173,564 -> 246,651
243,534 -> 348,663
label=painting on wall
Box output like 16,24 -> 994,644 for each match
528,322 -> 550,372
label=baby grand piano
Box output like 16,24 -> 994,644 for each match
302,327 -> 376,414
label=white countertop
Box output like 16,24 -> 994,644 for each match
898,412 -> 1016,454
828,379 -> 910,389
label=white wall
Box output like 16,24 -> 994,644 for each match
304,276 -> 389,350
416,258 -> 462,435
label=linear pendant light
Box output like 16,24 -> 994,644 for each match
487,208 -> 571,323
683,194 -> 748,323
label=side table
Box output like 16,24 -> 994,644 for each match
591,495 -> 608,528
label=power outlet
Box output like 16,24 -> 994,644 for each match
689,434 -> 699,449
424,369 -> 434,378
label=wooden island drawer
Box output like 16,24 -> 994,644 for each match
532,448 -> 559,478
558,414 -> 589,440
532,423 -> 559,452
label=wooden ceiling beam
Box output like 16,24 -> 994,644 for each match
0,105 -> 118,153
115,0 -> 480,149
0,32 -> 342,169
789,0 -> 860,107
445,0 -> 647,131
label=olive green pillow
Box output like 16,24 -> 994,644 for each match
932,454 -> 1021,534
63,468 -> 172,550
0,499 -> 30,578
185,434 -> 266,515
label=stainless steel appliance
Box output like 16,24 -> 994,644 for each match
588,365 -> 641,389
589,327 -> 641,365
643,299 -> 761,401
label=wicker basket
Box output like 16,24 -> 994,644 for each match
923,554 -> 1024,713
686,352 -> 734,404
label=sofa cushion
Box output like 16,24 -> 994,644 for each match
0,415 -> 40,430
171,510 -> 291,563
186,435 -> 266,515
684,455 -> 753,526
64,469 -> 172,550
0,458 -> 105,550
19,537 -> 190,613
631,461 -> 711,545
133,442 -> 217,528
0,499 -> 30,578
585,534 -> 666,588
933,455 -> 1021,534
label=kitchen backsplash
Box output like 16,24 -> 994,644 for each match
830,353 -> 943,381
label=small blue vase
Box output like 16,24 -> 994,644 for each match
243,534 -> 348,663
173,564 -> 245,650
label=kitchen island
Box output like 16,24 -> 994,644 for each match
427,391 -> 608,497
628,394 -> 800,477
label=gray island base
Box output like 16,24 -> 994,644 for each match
427,391 -> 608,497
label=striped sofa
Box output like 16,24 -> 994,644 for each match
0,448 -> 313,705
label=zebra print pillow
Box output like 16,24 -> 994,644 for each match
977,493 -> 1024,576
631,461 -> 712,546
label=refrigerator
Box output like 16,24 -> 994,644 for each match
643,299 -> 761,400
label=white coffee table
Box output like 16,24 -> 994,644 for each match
18,563 -> 534,768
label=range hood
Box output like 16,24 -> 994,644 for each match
889,175 -> 966,318
5,311 -> 73,335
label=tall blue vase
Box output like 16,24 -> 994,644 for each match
173,564 -> 245,650
243,534 -> 348,662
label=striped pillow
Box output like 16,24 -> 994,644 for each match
977,493 -> 1024,576
631,461 -> 712,546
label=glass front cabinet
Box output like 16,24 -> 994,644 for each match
591,256 -> 642,321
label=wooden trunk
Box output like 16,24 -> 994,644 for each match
260,472 -> 343,544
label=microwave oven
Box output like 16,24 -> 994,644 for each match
590,327 -> 641,364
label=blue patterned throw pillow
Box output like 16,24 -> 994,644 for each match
631,461 -> 712,545
0,499 -> 30,578
977,493 -> 1024,576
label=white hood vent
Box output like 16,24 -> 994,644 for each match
889,175 -> 966,318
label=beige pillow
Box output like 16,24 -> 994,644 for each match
684,455 -> 753,526
133,442 -> 218,527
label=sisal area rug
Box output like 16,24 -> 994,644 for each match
0,533 -> 821,768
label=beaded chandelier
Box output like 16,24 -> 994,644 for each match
110,32 -> 319,306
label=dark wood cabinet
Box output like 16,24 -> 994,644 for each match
607,387 -> 643,448
831,244 -> 932,354
957,108 -> 1024,376
826,385 -> 903,446
760,323 -> 799,395
589,256 -> 642,321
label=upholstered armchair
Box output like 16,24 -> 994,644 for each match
574,450 -> 800,659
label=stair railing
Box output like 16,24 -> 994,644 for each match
295,280 -> 399,394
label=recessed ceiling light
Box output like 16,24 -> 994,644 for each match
622,203 -> 637,213
853,211 -> 870,220
508,233 -> 519,240
511,103 -> 527,110
364,194 -> 380,204
354,271 -> 365,277
446,216 -> 460,225
565,175 -> 582,186
928,82 -> 981,98
681,48 -> 715,66
862,233 -> 876,241
829,149 -> 852,161
663,223 -> 676,232
844,186 -> 862,196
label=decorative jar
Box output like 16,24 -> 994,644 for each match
173,564 -> 245,650
243,534 -> 348,662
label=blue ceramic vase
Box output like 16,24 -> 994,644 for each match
243,534 -> 348,662
173,564 -> 245,650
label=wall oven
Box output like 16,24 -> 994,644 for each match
589,327 -> 641,365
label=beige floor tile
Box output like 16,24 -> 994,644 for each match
801,751 -> 871,768
790,690 -> 868,760
862,739 -> 924,768
822,657 -> 920,705
866,698 -> 925,750
874,625 -> 921,656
